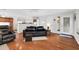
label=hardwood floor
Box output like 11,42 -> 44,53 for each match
7,33 -> 79,50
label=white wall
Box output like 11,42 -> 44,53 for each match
38,11 -> 74,34
0,10 -> 75,34
74,10 -> 79,44
0,9 -> 76,36
0,9 -> 75,33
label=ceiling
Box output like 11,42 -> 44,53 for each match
0,9 -> 74,17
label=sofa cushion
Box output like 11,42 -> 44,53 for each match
26,26 -> 36,31
1,29 -> 9,35
36,26 -> 45,30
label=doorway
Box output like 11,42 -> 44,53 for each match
63,17 -> 70,33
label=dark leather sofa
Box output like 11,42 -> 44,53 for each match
0,25 -> 16,45
23,26 -> 47,38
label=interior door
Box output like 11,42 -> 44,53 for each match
63,17 -> 70,33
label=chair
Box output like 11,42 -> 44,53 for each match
0,25 -> 16,45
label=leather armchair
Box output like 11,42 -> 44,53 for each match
0,25 -> 16,45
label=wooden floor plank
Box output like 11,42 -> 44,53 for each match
7,33 -> 79,50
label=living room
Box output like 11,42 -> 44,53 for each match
0,9 -> 79,50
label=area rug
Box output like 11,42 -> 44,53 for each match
0,44 -> 9,50
32,36 -> 48,41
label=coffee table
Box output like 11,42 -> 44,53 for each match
25,34 -> 32,42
